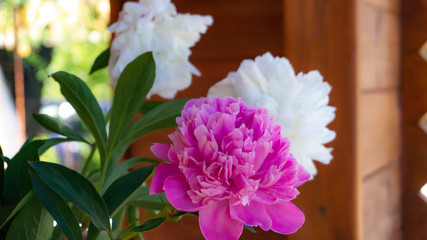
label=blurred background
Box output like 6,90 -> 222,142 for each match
0,0 -> 111,169
1,0 -> 427,239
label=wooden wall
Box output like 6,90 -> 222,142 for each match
126,1 -> 289,239
401,0 -> 427,239
282,1 -> 359,239
130,0 -> 361,239
107,0 -> 422,239
356,0 -> 402,239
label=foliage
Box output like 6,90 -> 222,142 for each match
0,52 -> 194,239
44,41 -> 111,101
0,0 -> 112,101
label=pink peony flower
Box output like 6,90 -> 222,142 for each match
150,97 -> 310,240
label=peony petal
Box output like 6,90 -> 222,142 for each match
164,174 -> 202,212
229,198 -> 272,231
265,201 -> 305,234
207,77 -> 239,99
199,200 -> 243,240
149,163 -> 181,195
207,52 -> 336,179
109,0 -> 212,98
150,143 -> 171,161
296,165 -> 311,187
253,140 -> 272,172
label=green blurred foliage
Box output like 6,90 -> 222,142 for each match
0,0 -> 112,101
44,41 -> 111,101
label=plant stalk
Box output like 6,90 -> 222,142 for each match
81,144 -> 97,176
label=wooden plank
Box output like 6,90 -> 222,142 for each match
363,0 -> 399,13
401,54 -> 427,123
363,162 -> 401,240
359,91 -> 400,177
174,0 -> 284,61
357,1 -> 400,91
283,0 -> 359,239
402,193 -> 427,239
401,124 -> 427,191
401,0 -> 427,238
356,0 -> 401,238
174,60 -> 243,99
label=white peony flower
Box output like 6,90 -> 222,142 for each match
208,52 -> 336,177
108,0 -> 213,99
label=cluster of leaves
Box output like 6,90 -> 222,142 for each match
0,51 -> 190,240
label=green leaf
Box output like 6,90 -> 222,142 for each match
244,225 -> 257,233
38,138 -> 75,156
127,186 -> 167,210
0,191 -> 33,229
112,207 -> 126,237
104,99 -> 187,175
30,173 -> 83,240
6,196 -> 54,240
131,217 -> 165,232
0,152 -> 5,201
121,99 -> 189,148
97,234 -> 111,240
103,165 -> 154,215
50,227 -> 65,240
103,157 -> 157,192
90,48 -> 110,75
86,223 -> 100,240
0,205 -> 14,231
126,206 -> 143,240
3,140 -> 44,204
107,52 -> 155,153
33,114 -> 88,143
50,71 -> 107,161
29,162 -> 111,233
140,101 -> 164,114
172,211 -> 187,218
127,206 -> 139,226
2,156 -> 10,164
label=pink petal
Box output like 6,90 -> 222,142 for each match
265,201 -> 305,234
199,200 -> 243,240
296,165 -> 310,187
229,198 -> 272,231
211,112 -> 235,140
150,143 -> 170,161
253,140 -> 272,172
164,174 -> 202,212
149,163 -> 181,195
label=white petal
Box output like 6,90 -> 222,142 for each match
108,0 -> 212,99
208,52 -> 336,179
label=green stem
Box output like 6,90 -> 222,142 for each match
105,109 -> 111,125
116,213 -> 164,240
99,109 -> 111,182
99,151 -> 110,191
122,231 -> 142,240
127,207 -> 143,240
81,144 -> 96,176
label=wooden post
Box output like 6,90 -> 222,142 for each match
356,0 -> 401,239
13,7 -> 26,141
